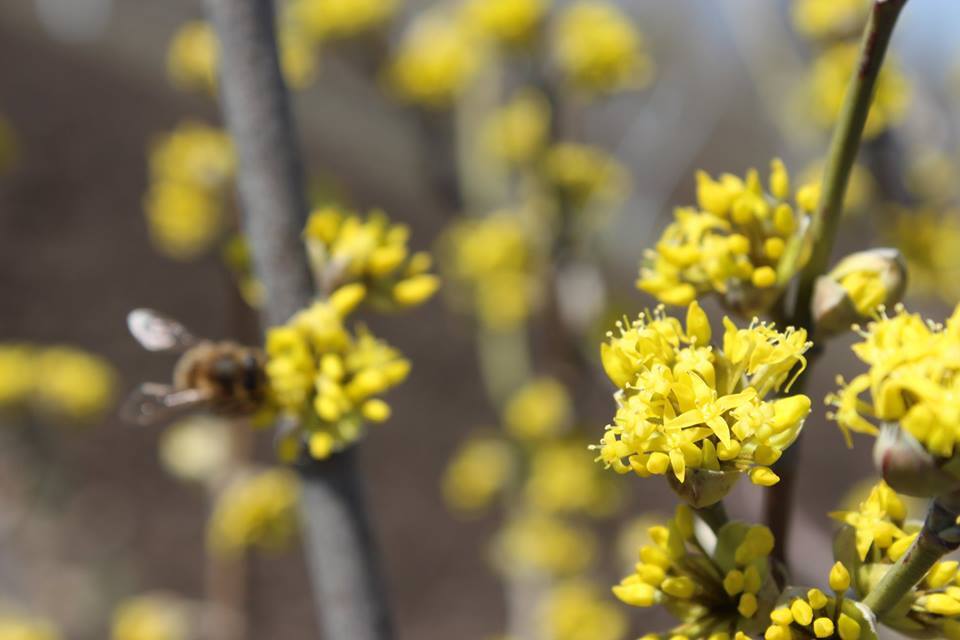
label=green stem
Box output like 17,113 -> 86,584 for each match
781,0 -> 909,327
863,497 -> 959,618
694,501 -> 729,535
765,0 -> 909,569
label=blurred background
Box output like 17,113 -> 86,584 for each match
2,0 -> 960,638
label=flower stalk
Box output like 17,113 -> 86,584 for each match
862,496 -> 960,618
765,0 -> 910,565
694,501 -> 729,535
201,0 -> 393,637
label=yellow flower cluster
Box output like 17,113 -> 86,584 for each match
598,302 -> 811,503
491,514 -> 595,578
541,579 -> 627,640
111,594 -> 189,640
543,143 -> 629,209
439,211 -> 542,330
159,416 -> 233,485
503,377 -> 572,441
526,439 -> 620,516
388,13 -> 484,108
167,19 -> 316,94
639,159 -> 819,313
553,1 -> 652,94
303,206 -> 439,309
144,122 -> 234,260
808,43 -> 909,140
830,481 -> 960,638
828,304 -> 960,459
614,506 -> 777,638
462,0 -> 548,45
763,573 -> 878,640
482,90 -> 551,166
207,468 -> 300,554
0,344 -> 115,422
0,613 -> 59,640
791,0 -> 869,41
442,434 -> 515,512
265,286 -> 410,459
287,0 -> 397,41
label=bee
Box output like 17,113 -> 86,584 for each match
122,309 -> 268,425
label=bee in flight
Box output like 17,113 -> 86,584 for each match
122,309 -> 268,425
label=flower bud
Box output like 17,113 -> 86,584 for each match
813,248 -> 907,337
873,422 -> 960,498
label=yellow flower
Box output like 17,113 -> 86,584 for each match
888,207 -> 960,304
439,211 -> 542,329
111,594 -> 189,640
638,159 -> 817,315
525,439 -> 620,516
0,614 -> 59,640
483,89 -> 551,165
764,585 -> 877,640
491,514 -> 595,578
0,344 -> 35,411
287,0 -> 397,41
503,377 -> 572,440
265,292 -> 411,459
541,580 -> 627,640
389,13 -> 485,108
597,302 -> 811,502
167,21 -> 217,93
207,468 -> 300,554
809,43 -> 910,139
32,347 -> 116,421
553,1 -> 652,93
792,0 -> 869,41
304,206 -> 439,309
462,0 -> 548,45
828,304 -> 960,460
442,435 -> 514,512
543,143 -> 629,209
830,481 -> 907,561
159,416 -> 233,485
614,510 -> 777,637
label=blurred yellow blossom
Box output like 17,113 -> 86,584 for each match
491,514 -> 595,577
288,0 -> 397,41
888,208 -> 960,303
304,206 -> 439,309
167,21 -> 217,93
503,377 -> 572,440
208,468 -> 300,554
442,434 -> 515,512
159,416 -> 233,485
439,211 -> 542,330
526,439 -> 620,516
462,0 -> 548,45
597,301 -> 811,505
613,507 -> 777,637
638,159 -> 818,314
540,580 -> 626,640
145,122 -> 234,260
389,13 -> 484,108
809,43 -> 909,139
792,0 -> 869,41
265,288 -> 410,459
905,149 -> 959,206
32,347 -> 116,421
111,594 -> 189,640
543,143 -> 629,209
483,89 -> 551,166
0,613 -> 59,640
553,1 -> 652,94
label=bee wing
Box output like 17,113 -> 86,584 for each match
120,383 -> 212,426
127,309 -> 198,353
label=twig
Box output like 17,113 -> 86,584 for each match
764,0 -> 910,567
201,1 -> 393,637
